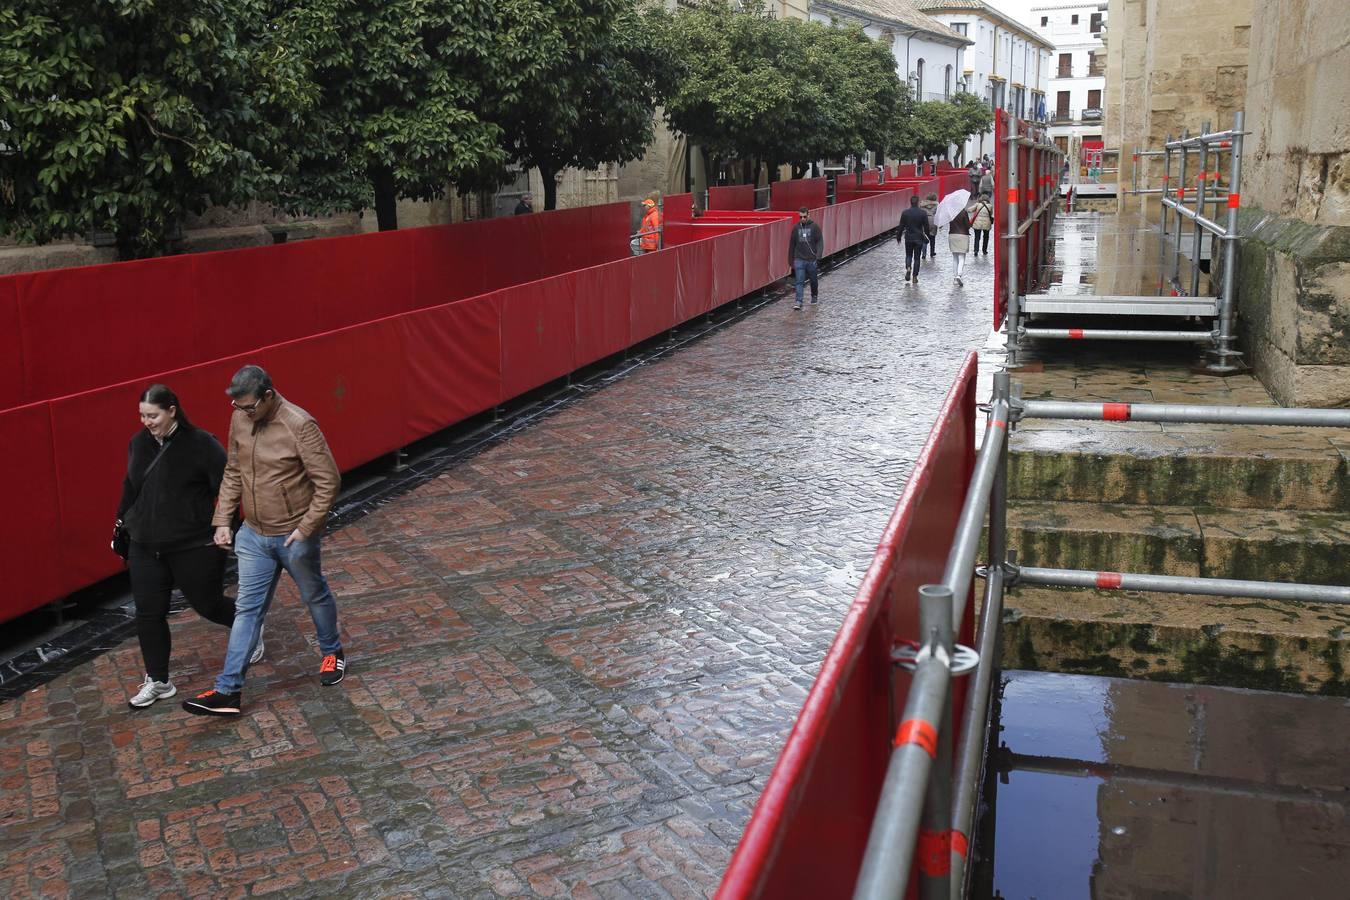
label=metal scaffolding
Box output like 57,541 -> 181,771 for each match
851,375 -> 1350,899
1007,112 -> 1248,374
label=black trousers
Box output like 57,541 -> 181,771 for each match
128,542 -> 234,682
905,241 -> 925,276
974,229 -> 990,255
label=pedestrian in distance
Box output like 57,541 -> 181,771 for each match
898,195 -> 931,284
114,384 -> 265,708
948,205 -> 972,287
183,365 -> 345,717
513,193 -> 533,215
971,192 -> 994,256
920,193 -> 939,260
632,191 -> 662,255
788,205 -> 823,310
978,167 -> 994,198
967,161 -> 981,196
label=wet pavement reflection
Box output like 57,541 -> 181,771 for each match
984,670 -> 1350,899
1,236 -> 1001,897
1036,212 -> 1213,299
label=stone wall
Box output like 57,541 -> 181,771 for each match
1104,0 -> 1253,218
1235,3 -> 1350,406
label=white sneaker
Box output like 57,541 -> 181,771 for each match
129,675 -> 177,709
249,624 -> 266,665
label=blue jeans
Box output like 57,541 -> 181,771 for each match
215,523 -> 341,694
793,259 -> 819,305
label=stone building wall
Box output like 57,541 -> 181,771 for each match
1104,0 -> 1252,218
1234,3 -> 1350,406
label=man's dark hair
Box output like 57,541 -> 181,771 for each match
798,206 -> 810,215
226,365 -> 274,401
909,196 -> 920,206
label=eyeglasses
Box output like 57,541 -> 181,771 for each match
231,393 -> 269,413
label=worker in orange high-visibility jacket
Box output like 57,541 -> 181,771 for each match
635,193 -> 662,254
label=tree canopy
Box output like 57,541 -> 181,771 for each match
0,0 -> 308,258
650,0 -> 905,180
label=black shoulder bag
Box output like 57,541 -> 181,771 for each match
111,441 -> 170,560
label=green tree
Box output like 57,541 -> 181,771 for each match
947,91 -> 993,162
650,0 -> 903,183
503,5 -> 668,210
0,1 -> 309,258
284,0 -> 633,230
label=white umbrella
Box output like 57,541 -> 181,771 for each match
933,189 -> 972,227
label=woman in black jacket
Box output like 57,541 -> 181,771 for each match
115,384 -> 258,708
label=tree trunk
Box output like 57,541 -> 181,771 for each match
767,160 -> 779,183
372,165 -> 398,231
540,163 -> 559,211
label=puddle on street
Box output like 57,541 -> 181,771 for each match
976,670 -> 1350,899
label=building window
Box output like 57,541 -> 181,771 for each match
1071,14 -> 1079,25
915,58 -> 924,99
1056,90 -> 1070,119
1058,52 -> 1072,77
1088,89 -> 1101,109
945,65 -> 952,99
1090,13 -> 1103,34
953,22 -> 967,36
1040,16 -> 1048,26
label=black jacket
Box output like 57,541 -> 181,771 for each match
116,424 -> 227,551
899,207 -> 931,244
789,220 -> 824,261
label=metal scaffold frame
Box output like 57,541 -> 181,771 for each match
1008,112 -> 1247,375
998,115 -> 1065,365
852,373 -> 1350,899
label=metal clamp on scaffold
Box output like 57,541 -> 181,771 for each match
891,631 -> 979,676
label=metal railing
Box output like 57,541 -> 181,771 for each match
852,375 -> 1350,899
1126,113 -> 1247,372
1002,116 -> 1065,367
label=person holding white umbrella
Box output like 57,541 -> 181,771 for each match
934,189 -> 973,287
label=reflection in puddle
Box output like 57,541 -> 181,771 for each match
977,670 -> 1350,899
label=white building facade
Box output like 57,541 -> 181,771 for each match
810,1 -> 972,111
1030,2 -> 1107,168
916,1 -> 1053,162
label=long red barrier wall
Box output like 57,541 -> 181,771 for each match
717,353 -> 979,899
708,184 -> 756,211
0,203 -> 633,411
2,175 -> 914,624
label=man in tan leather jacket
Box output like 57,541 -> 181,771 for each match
183,365 -> 345,716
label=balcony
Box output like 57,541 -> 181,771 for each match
1051,109 -> 1105,125
1057,67 -> 1073,78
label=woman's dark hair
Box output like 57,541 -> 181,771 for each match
139,383 -> 193,428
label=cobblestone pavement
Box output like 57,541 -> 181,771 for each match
1,238 -> 997,898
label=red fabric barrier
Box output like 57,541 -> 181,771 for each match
572,263 -> 631,368
0,276 -> 25,410
994,111 -> 1008,329
770,178 -> 828,212
19,255 -> 200,405
1,187 -> 920,622
718,353 -> 979,900
399,295 -> 501,444
860,169 -> 882,187
663,222 -> 750,247
708,184 -> 755,211
0,404 -> 64,623
664,193 -> 694,222
628,248 -> 679,345
499,279 -> 578,400
0,204 -> 631,409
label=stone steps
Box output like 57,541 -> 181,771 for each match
1003,500 -> 1350,585
1000,586 -> 1350,695
1008,423 -> 1350,511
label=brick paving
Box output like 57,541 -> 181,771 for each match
1,239 -> 996,898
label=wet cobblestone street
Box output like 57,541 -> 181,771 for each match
1,238 -> 997,898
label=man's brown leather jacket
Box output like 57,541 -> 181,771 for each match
211,395 -> 340,539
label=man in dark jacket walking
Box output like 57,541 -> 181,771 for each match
788,206 -> 824,310
898,196 -> 931,283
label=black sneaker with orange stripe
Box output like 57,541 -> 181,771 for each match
319,650 -> 346,686
182,689 -> 241,717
